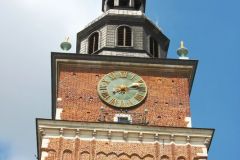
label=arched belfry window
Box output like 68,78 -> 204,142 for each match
149,37 -> 159,57
88,32 -> 99,54
117,26 -> 132,47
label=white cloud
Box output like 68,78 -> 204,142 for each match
0,1 -> 101,160
2,0 -> 101,52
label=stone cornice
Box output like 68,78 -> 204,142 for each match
52,53 -> 197,92
37,119 -> 214,148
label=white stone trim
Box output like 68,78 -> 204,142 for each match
40,138 -> 50,160
41,151 -> 48,160
55,58 -> 194,70
41,138 -> 50,148
179,56 -> 190,60
37,120 -> 214,150
108,9 -> 143,16
99,50 -> 149,58
197,147 -> 208,157
57,97 -> 62,102
38,120 -> 212,136
185,117 -> 192,128
55,108 -> 63,120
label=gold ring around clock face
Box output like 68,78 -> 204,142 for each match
97,71 -> 148,108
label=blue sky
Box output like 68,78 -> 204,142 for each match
147,0 -> 240,159
0,0 -> 239,160
0,141 -> 10,160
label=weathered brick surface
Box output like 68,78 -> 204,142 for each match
42,138 -> 205,160
57,65 -> 190,127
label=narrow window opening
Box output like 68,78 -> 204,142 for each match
134,0 -> 142,10
107,0 -> 114,9
88,32 -> 99,54
118,117 -> 130,124
117,26 -> 132,47
149,37 -> 159,57
119,0 -> 130,7
125,27 -> 132,46
118,27 -> 124,46
114,114 -> 132,124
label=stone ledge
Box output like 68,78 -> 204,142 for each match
37,119 -> 213,147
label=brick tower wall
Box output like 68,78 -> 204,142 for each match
42,138 -> 206,160
56,64 -> 191,127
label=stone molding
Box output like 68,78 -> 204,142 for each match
37,119 -> 213,148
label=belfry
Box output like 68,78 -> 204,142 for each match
36,0 -> 214,159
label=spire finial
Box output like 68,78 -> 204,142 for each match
60,37 -> 72,51
66,37 -> 70,42
180,41 -> 184,48
177,40 -> 189,60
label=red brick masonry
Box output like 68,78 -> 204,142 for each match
43,138 -> 204,160
57,65 -> 191,127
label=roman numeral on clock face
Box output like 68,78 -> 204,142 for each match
109,98 -> 117,106
108,72 -> 116,80
99,85 -> 107,91
118,100 -> 134,108
119,71 -> 128,78
101,91 -> 110,100
139,87 -> 146,93
134,94 -> 144,102
126,100 -> 133,106
120,100 -> 126,108
102,79 -> 110,85
129,73 -> 136,80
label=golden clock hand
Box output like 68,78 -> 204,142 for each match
128,83 -> 141,88
113,85 -> 129,94
113,87 -> 120,94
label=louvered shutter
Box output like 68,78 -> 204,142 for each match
125,26 -> 132,46
118,26 -> 124,46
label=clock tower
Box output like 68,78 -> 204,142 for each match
36,0 -> 214,160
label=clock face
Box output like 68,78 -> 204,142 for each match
97,71 -> 147,108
